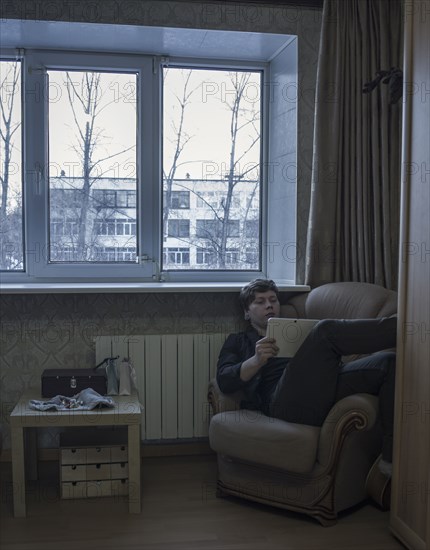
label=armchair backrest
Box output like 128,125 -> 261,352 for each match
281,282 -> 397,320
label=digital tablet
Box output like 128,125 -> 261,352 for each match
266,318 -> 319,357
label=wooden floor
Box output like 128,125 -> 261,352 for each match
0,455 -> 405,550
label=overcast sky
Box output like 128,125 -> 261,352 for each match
47,67 -> 261,182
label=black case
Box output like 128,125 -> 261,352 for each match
41,368 -> 107,397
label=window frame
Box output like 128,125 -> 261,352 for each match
21,50 -> 156,280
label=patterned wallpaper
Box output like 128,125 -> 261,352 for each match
0,1 -> 322,449
0,291 -> 246,448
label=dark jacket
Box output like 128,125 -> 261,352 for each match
216,326 -> 288,412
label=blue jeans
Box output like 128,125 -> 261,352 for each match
269,317 -> 397,461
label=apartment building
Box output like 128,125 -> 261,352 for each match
49,176 -> 260,270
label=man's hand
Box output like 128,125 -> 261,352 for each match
255,336 -> 279,366
240,336 -> 279,382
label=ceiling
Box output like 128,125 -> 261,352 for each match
0,19 -> 295,62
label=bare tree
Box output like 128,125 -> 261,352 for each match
0,60 -> 22,270
163,70 -> 261,270
60,71 -> 136,260
0,61 -> 20,219
217,72 -> 260,267
162,69 -> 198,237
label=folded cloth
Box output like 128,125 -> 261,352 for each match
29,388 -> 115,411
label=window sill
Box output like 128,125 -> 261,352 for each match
0,281 -> 310,295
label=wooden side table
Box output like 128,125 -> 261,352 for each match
9,390 -> 142,517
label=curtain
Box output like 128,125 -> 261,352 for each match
305,0 -> 403,290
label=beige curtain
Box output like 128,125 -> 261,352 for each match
305,0 -> 403,290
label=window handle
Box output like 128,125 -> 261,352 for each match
35,167 -> 43,196
137,255 -> 165,282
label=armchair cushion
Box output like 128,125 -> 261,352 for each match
280,281 -> 397,320
209,409 -> 320,473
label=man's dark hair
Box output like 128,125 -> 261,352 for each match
239,278 -> 280,311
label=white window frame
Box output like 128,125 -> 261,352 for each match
20,50 -> 157,280
1,39 -> 298,284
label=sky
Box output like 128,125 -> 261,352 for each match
47,67 -> 262,182
1,61 -> 262,210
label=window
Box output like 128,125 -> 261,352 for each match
196,247 -> 216,265
167,219 -> 190,238
51,218 -> 79,236
162,67 -> 262,272
94,218 -> 136,237
94,246 -> 136,262
196,191 -> 240,210
196,219 -> 240,239
93,189 -> 137,209
225,249 -> 240,265
47,68 -> 138,264
1,29 -> 298,284
169,191 -> 190,209
245,220 -> 259,238
245,247 -> 258,264
163,247 -> 190,266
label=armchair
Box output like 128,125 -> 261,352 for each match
208,282 -> 397,526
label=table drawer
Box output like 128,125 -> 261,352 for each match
86,463 -> 111,481
110,445 -> 128,462
111,462 -> 128,479
60,442 -> 130,499
86,447 -> 111,463
61,448 -> 87,465
61,464 -> 86,482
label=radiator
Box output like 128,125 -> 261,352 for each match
95,333 -> 226,441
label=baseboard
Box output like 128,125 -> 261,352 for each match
142,439 -> 214,457
0,439 -> 215,463
390,515 -> 427,550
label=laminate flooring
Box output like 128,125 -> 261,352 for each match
0,455 -> 405,550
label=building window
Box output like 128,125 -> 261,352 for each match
167,219 -> 190,238
245,247 -> 258,264
94,246 -> 136,262
163,247 -> 190,265
196,219 -> 240,239
93,189 -> 137,209
225,249 -> 240,265
196,191 -> 240,210
196,219 -> 218,239
94,218 -> 136,237
245,220 -> 259,238
51,218 -> 80,236
196,247 -> 216,265
168,191 -> 190,209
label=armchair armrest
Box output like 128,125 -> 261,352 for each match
317,393 -> 379,468
208,378 -> 243,414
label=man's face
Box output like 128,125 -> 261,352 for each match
246,290 -> 280,334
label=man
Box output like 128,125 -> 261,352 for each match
217,278 -> 396,476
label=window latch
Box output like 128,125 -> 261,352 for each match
31,166 -> 44,196
137,255 -> 165,282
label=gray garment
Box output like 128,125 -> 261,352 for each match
29,388 -> 115,411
